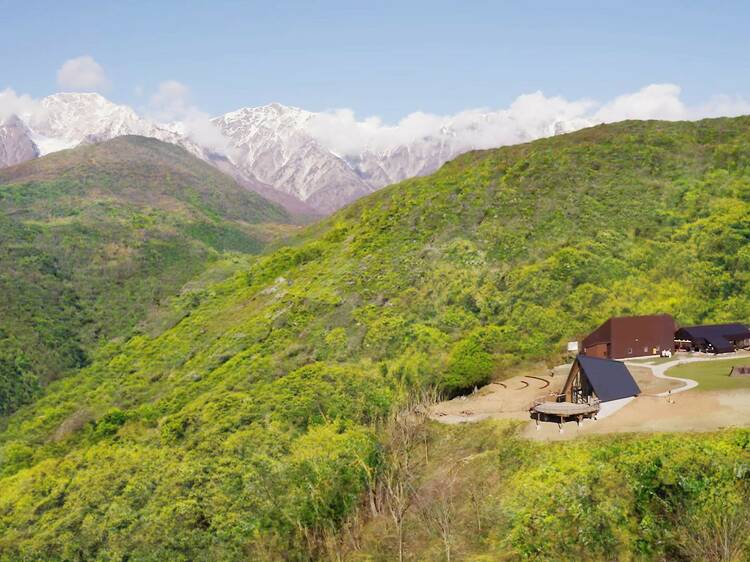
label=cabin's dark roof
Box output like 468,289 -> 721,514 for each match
675,323 -> 750,353
577,355 -> 641,402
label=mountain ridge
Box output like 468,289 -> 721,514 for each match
0,92 -> 597,213
0,115 -> 39,167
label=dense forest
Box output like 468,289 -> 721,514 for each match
0,136 -> 290,416
1,118 -> 750,560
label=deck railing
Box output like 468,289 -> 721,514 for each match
531,393 -> 564,408
530,394 -> 600,410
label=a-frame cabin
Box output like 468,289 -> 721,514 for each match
562,354 -> 640,404
531,355 -> 641,425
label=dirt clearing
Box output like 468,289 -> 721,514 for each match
431,352 -> 750,439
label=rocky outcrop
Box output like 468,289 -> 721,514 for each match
0,115 -> 39,168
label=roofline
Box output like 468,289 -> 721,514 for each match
576,354 -> 619,363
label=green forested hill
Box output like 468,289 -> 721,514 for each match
2,118 -> 750,560
0,136 -> 290,415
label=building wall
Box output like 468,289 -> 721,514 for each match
582,319 -> 612,352
581,314 -> 676,359
610,315 -> 675,358
582,342 -> 609,358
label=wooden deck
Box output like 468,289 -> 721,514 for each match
531,401 -> 599,416
530,395 -> 600,423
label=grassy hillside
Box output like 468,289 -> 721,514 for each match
2,118 -> 750,560
0,136 -> 290,415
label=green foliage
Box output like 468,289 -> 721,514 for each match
92,408 -> 129,438
3,118 -> 750,558
0,136 -> 290,415
499,431 -> 750,560
442,326 -> 505,394
0,346 -> 38,416
366,422 -> 750,561
287,423 -> 379,529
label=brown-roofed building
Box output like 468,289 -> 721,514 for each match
581,314 -> 676,359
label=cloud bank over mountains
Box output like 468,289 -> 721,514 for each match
3,55 -> 750,212
306,84 -> 750,158
5,53 -> 750,159
146,80 -> 232,154
4,53 -> 750,160
0,89 -> 44,121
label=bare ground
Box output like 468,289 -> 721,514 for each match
522,389 -> 750,441
431,354 -> 750,440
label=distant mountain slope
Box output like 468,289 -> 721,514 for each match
212,104 -> 377,213
1,93 -> 600,213
0,136 -> 290,415
1,117 -> 750,559
27,92 -> 196,157
0,116 -> 38,167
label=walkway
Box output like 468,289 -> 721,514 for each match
625,351 -> 750,396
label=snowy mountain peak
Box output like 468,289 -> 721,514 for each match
43,91 -> 111,104
0,93 -> 598,214
218,103 -> 312,134
212,103 -> 368,212
21,92 -> 201,159
26,93 -> 150,154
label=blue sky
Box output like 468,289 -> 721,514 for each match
2,1 -> 750,121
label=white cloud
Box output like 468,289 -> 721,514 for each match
304,84 -> 750,158
3,77 -> 750,162
148,80 -> 191,121
148,80 -> 231,153
56,56 -> 110,92
0,88 -> 45,121
690,94 -> 750,119
593,84 -> 686,122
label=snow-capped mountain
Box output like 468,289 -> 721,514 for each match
0,93 -> 596,214
350,135 -> 462,189
27,93 -> 201,158
212,104 -> 376,213
0,115 -> 39,168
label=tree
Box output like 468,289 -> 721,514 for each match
675,499 -> 750,562
379,390 -> 436,562
420,464 -> 458,562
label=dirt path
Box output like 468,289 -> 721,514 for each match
629,351 -> 750,395
522,389 -> 750,440
629,354 -> 739,394
431,363 -> 678,425
432,352 -> 750,439
431,367 -> 567,424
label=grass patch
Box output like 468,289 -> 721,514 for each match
666,357 -> 750,391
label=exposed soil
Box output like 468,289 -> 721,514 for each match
431,353 -> 750,440
522,389 -> 750,441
